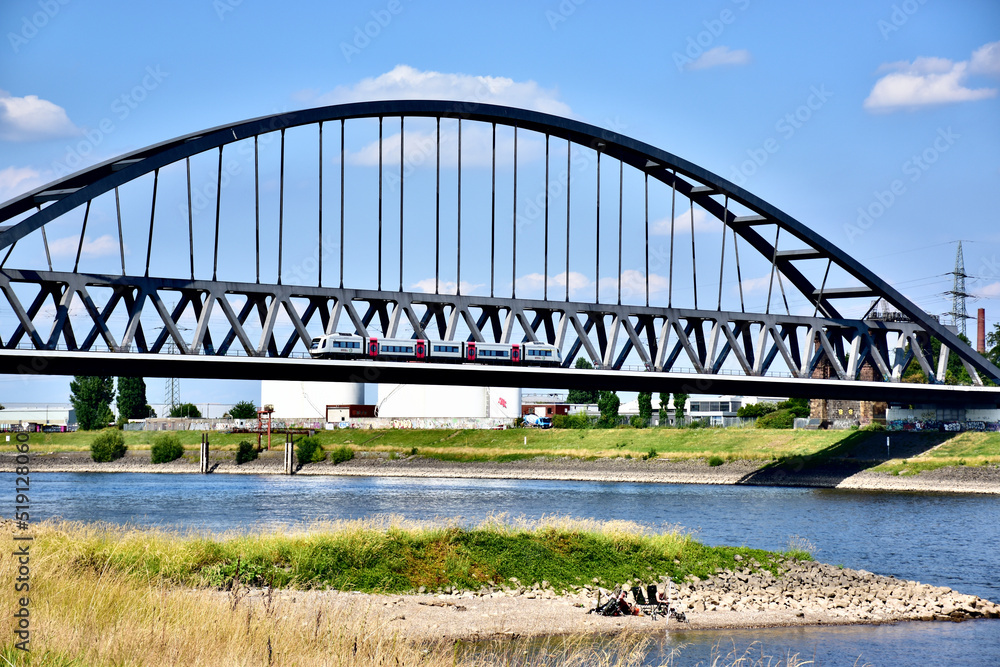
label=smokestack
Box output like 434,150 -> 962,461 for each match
978,308 -> 986,353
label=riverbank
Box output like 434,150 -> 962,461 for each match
2,517 -> 997,660
8,449 -> 1000,494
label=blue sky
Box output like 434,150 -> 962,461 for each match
1,0 -> 999,409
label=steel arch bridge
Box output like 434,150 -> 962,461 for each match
1,100 -> 998,404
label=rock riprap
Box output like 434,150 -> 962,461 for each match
671,558 -> 1000,622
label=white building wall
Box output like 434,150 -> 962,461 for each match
261,381 -> 364,419
377,384 -> 521,419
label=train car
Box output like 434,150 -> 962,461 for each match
309,333 -> 366,358
465,342 -> 521,364
522,342 -> 562,366
428,341 -> 463,361
368,337 -> 427,360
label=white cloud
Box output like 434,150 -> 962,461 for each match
685,46 -> 750,71
515,270 -> 669,299
324,66 -> 565,170
0,165 -> 46,203
516,271 -> 592,297
740,273 -> 774,294
346,125 -> 544,170
410,278 -> 484,295
48,234 -> 120,259
970,41 -> 1000,76
598,270 -> 670,297
864,43 -> 1000,111
651,207 -> 721,235
0,90 -> 79,141
976,281 -> 1000,299
314,65 -> 573,116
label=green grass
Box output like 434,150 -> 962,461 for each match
48,517 -> 805,594
11,427 -> 1000,471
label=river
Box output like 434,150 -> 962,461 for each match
11,472 -> 1000,665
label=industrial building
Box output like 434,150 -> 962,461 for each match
0,404 -> 76,431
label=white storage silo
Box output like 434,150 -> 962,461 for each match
260,380 -> 365,419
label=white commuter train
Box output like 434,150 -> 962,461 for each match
309,333 -> 562,366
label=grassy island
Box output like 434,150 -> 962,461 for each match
1,518 -> 811,666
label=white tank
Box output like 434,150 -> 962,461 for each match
377,384 -> 521,419
261,381 -> 365,419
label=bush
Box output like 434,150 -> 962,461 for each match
150,433 -> 185,464
707,455 -> 725,467
90,428 -> 127,462
552,411 -> 591,429
295,436 -> 325,465
629,415 -> 647,429
861,422 -> 886,432
329,445 -> 354,465
755,409 -> 795,429
235,440 -> 258,465
686,418 -> 710,429
643,447 -> 658,461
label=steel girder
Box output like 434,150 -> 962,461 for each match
1,100 -> 998,386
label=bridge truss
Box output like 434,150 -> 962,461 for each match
1,100 -> 998,401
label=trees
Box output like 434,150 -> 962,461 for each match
597,390 -> 621,428
567,357 -> 600,404
230,400 -> 258,420
658,392 -> 670,426
901,335 -> 974,385
987,323 -> 1000,367
70,376 -> 115,430
737,402 -> 778,419
637,392 -> 652,426
673,393 -> 690,423
169,403 -> 202,418
116,377 -> 153,423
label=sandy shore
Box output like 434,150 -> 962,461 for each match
7,450 -> 1000,494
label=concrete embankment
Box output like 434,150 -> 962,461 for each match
9,450 -> 1000,495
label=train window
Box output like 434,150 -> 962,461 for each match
311,339 -> 321,349
433,345 -> 459,353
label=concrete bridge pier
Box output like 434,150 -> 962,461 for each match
284,433 -> 294,475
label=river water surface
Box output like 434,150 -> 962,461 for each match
12,472 -> 1000,665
